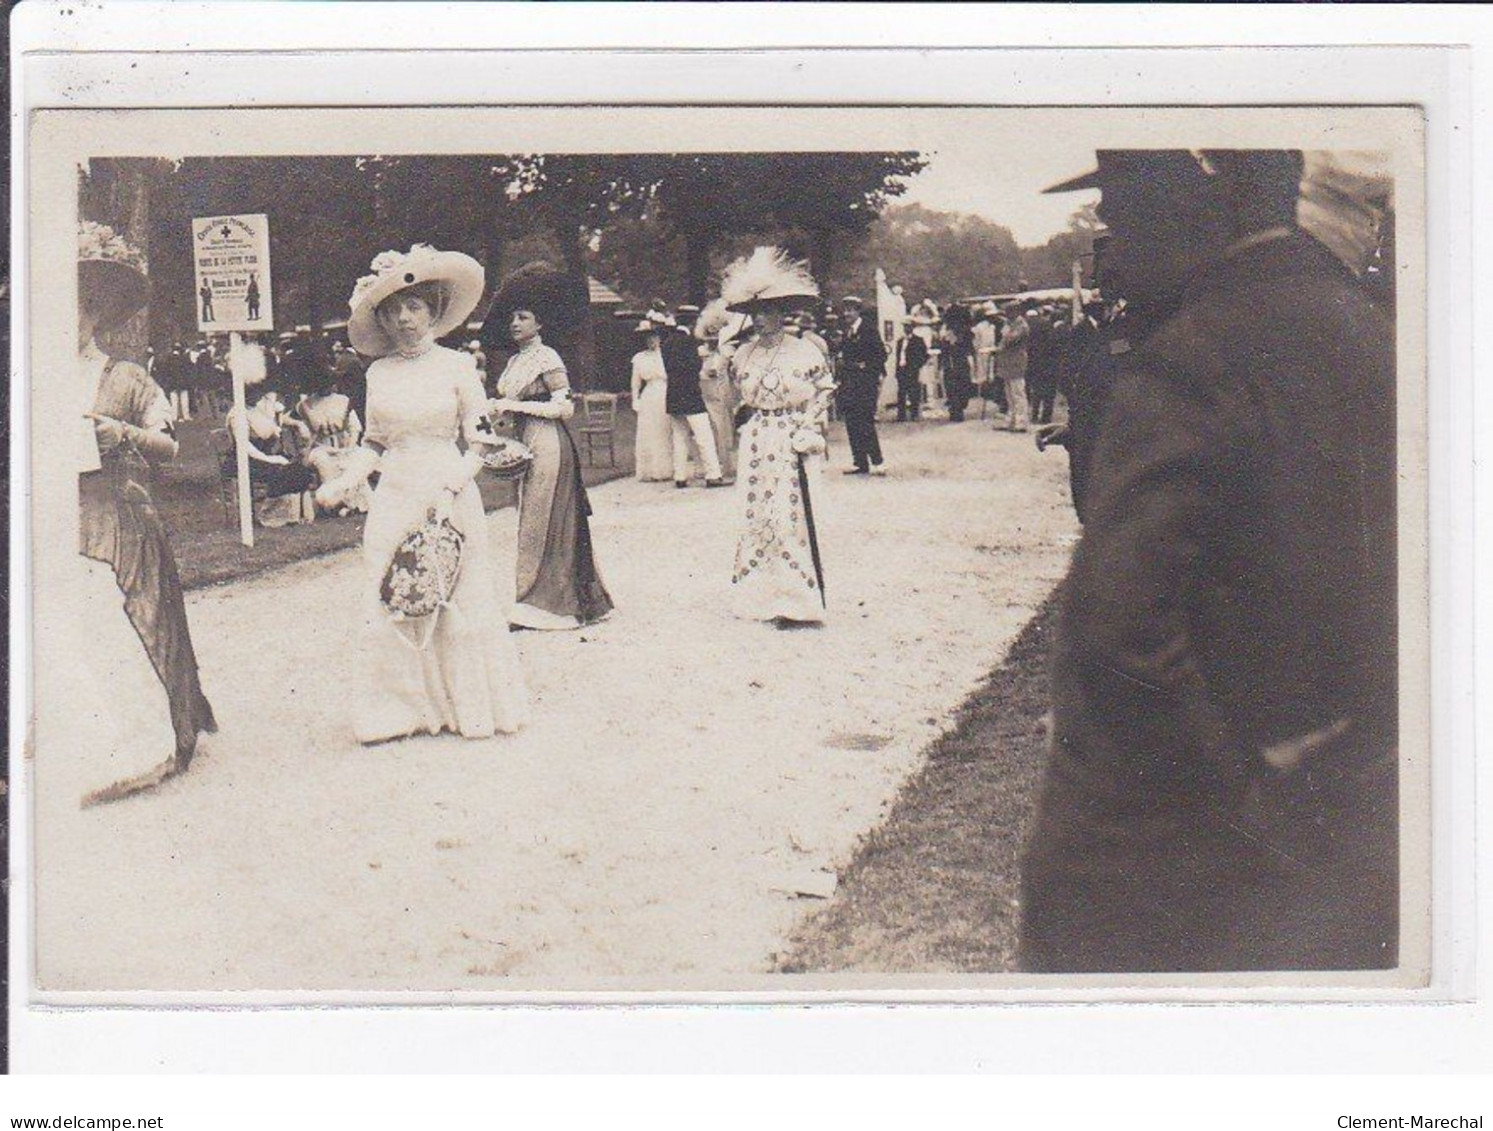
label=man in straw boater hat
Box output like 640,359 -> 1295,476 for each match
794,310 -> 831,364
833,294 -> 889,475
69,221 -> 217,805
720,247 -> 835,626
892,310 -> 931,423
1019,150 -> 1398,974
993,300 -> 1031,432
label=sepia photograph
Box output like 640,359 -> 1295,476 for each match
22,103 -> 1428,998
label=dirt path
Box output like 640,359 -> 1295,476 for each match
35,421 -> 1078,992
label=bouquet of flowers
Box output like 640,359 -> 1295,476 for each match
478,436 -> 536,480
380,509 -> 465,646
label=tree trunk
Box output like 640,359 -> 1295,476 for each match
562,225 -> 596,393
305,248 -> 319,337
811,228 -> 835,291
685,233 -> 712,306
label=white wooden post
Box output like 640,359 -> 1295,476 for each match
228,331 -> 254,547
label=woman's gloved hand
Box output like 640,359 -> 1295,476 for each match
315,445 -> 380,509
790,428 -> 826,456
443,449 -> 486,495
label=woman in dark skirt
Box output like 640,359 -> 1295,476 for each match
74,221 -> 216,805
483,262 -> 614,631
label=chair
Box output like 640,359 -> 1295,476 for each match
210,427 -> 316,529
210,427 -> 257,529
576,392 -> 619,467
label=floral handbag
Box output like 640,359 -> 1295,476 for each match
379,508 -> 465,650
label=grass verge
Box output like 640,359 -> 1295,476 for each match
772,597 -> 1057,974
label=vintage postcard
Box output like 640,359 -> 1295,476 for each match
20,101 -> 1429,1003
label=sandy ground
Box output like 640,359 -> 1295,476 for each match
34,420 -> 1078,992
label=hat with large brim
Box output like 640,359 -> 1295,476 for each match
480,261 -> 590,354
78,221 -> 150,332
1044,149 -> 1238,195
720,246 -> 820,315
347,244 -> 485,358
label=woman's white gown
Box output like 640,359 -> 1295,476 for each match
355,346 -> 529,743
631,348 -> 673,481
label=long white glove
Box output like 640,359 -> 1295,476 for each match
315,444 -> 380,509
492,395 -> 571,421
524,399 -> 569,420
443,449 -> 486,495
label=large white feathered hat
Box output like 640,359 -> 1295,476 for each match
347,244 -> 485,357
720,246 -> 820,314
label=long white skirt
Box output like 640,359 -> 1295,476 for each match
356,443 -> 529,744
49,557 -> 180,806
633,379 -> 673,482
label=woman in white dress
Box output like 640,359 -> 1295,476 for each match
720,248 -> 836,626
629,319 -> 674,482
317,245 -> 528,744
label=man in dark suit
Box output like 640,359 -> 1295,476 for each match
893,323 -> 930,422
1020,150 -> 1398,973
834,295 -> 888,475
1037,300 -> 1126,523
1025,306 -> 1060,424
658,310 -> 724,488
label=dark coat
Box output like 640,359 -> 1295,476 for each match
895,333 -> 929,382
835,316 -> 888,405
661,329 -> 707,416
1057,316 -> 1123,522
154,350 -> 191,394
1025,316 -> 1059,395
1020,233 -> 1399,973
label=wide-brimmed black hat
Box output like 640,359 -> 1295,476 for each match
481,261 -> 590,352
78,221 -> 150,332
1044,149 -> 1225,194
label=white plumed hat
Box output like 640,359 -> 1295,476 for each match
720,246 -> 820,314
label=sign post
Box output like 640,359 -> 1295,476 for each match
192,213 -> 273,547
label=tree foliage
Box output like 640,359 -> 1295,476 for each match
822,203 -> 1025,306
94,150 -> 1095,350
1018,202 -> 1103,292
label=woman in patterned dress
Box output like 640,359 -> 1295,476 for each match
482,262 -> 614,631
720,248 -> 836,626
